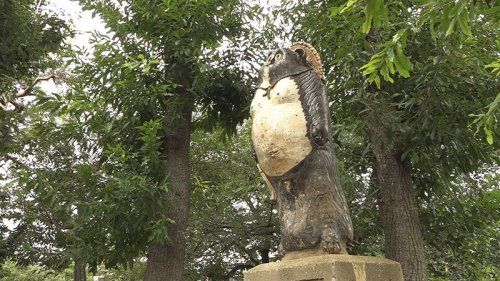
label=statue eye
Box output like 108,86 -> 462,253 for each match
269,53 -> 282,64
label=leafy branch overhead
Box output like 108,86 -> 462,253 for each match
335,0 -> 496,88
360,29 -> 413,88
471,92 -> 499,145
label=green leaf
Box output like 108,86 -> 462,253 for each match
484,127 -> 493,144
386,47 -> 395,62
362,0 -> 382,34
401,30 -> 408,49
396,44 -> 413,71
367,72 -> 378,83
373,0 -> 383,29
392,29 -> 407,44
386,58 -> 395,74
363,68 -> 374,75
446,17 -> 456,37
457,10 -> 472,36
360,58 -> 383,70
362,58 -> 383,76
374,75 -> 381,89
330,6 -> 344,17
362,16 -> 372,34
410,151 -> 419,163
380,64 -> 394,83
340,0 -> 357,14
394,56 -> 410,78
485,59 -> 500,76
429,18 -> 437,40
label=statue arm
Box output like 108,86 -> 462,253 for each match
311,85 -> 330,147
297,71 -> 331,148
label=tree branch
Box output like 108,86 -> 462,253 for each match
16,74 -> 56,98
0,101 -> 8,111
1,74 -> 57,112
10,99 -> 25,113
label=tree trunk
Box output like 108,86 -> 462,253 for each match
369,120 -> 427,281
144,80 -> 193,281
73,258 -> 86,281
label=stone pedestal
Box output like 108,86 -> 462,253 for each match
244,254 -> 403,281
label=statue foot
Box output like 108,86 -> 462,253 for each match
320,228 -> 342,254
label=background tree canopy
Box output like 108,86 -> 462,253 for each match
0,0 -> 498,281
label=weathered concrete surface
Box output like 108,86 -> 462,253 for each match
244,254 -> 403,281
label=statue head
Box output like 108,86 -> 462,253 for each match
257,42 -> 324,89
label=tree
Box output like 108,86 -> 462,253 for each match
3,0 -> 264,279
60,1 -> 260,280
280,0 -> 498,280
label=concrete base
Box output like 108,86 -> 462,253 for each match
244,254 -> 403,281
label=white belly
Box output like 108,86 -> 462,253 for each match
250,77 -> 312,177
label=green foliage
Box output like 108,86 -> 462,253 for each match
283,0 -> 498,179
0,0 -> 70,268
0,260 -> 76,281
1,0 -> 498,280
0,260 -> 148,281
91,261 -> 146,281
471,93 -> 499,145
360,28 -> 413,86
339,0 -> 498,89
194,69 -> 253,139
3,86 -> 173,271
485,58 -> 500,76
0,0 -> 69,152
0,0 -> 70,79
422,166 -> 499,280
186,124 -> 278,280
473,60 -> 500,145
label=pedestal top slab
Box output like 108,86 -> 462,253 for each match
244,254 -> 403,281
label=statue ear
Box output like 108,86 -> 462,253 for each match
290,42 -> 325,79
294,48 -> 308,65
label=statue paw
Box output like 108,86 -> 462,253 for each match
321,228 -> 342,254
311,124 -> 328,147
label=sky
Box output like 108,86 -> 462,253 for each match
36,0 -> 108,93
45,0 -> 283,48
47,0 -> 107,48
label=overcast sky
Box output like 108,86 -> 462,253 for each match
47,0 -> 107,48
45,0 -> 282,48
